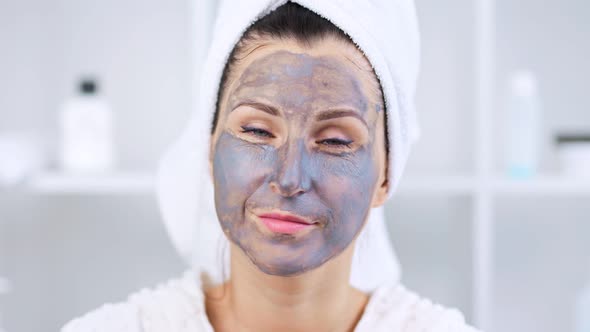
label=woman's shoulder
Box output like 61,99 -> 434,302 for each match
61,270 -> 209,332
358,282 -> 482,332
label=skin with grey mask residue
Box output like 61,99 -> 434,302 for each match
212,50 -> 384,276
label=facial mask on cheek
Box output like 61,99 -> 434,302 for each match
313,145 -> 378,250
212,131 -> 272,230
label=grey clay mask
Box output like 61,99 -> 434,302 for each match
212,50 -> 382,276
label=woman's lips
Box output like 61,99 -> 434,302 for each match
256,212 -> 316,235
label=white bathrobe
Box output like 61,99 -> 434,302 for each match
61,269 -> 480,332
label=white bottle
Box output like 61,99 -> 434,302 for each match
504,70 -> 542,179
0,276 -> 11,332
58,78 -> 115,173
575,265 -> 590,332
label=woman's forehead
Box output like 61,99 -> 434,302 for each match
228,50 -> 372,116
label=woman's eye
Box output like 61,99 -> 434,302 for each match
317,138 -> 353,148
240,125 -> 275,138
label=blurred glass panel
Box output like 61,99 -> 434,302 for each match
407,0 -> 476,176
494,195 -> 590,332
0,194 -> 183,332
384,195 -> 474,322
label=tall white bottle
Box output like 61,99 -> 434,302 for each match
0,276 -> 11,332
575,265 -> 590,332
504,70 -> 542,179
58,78 -> 115,173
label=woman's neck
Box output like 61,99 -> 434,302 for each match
205,242 -> 369,332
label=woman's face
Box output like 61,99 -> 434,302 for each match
210,38 -> 388,276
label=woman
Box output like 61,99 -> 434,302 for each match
62,1 -> 480,331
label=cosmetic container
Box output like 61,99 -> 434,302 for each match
58,78 -> 115,173
575,263 -> 590,332
555,133 -> 590,178
0,276 -> 11,332
0,132 -> 45,187
504,70 -> 542,179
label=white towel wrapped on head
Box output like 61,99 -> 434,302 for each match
156,0 -> 421,293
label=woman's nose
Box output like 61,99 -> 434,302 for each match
270,140 -> 312,197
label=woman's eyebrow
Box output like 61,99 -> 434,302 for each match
232,102 -> 279,116
315,109 -> 368,129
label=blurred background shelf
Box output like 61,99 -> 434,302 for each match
23,173 -> 590,196
492,175 -> 590,195
400,175 -> 590,196
26,171 -> 155,194
397,175 -> 476,195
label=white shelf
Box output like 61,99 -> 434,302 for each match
21,172 -> 590,196
397,175 -> 476,195
26,171 -> 156,194
395,174 -> 590,196
493,175 -> 590,195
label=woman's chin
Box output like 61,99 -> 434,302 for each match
242,244 -> 336,277
253,259 -> 320,277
